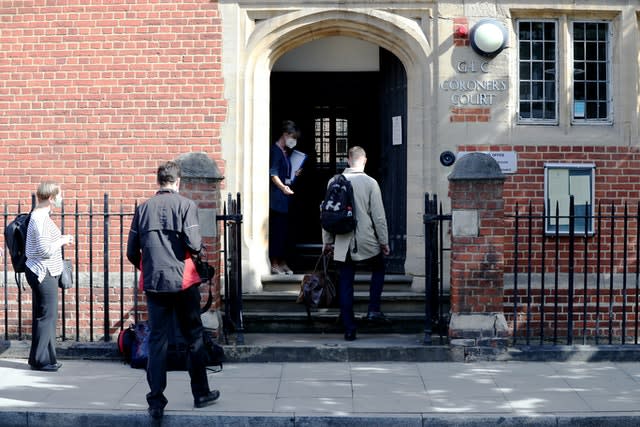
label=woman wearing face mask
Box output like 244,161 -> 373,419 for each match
24,181 -> 74,371
269,120 -> 300,275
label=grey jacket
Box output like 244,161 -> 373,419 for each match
126,188 -> 202,293
322,168 -> 389,262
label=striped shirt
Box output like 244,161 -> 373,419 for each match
25,208 -> 64,283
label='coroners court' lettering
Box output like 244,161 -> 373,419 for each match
441,60 -> 508,107
440,79 -> 507,106
440,80 -> 507,91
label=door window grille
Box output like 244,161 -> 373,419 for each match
314,115 -> 349,172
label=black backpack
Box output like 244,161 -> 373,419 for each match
320,174 -> 357,235
4,213 -> 31,274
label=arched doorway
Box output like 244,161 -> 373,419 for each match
219,7 -> 433,291
270,38 -> 407,273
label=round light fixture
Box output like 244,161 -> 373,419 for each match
470,19 -> 507,57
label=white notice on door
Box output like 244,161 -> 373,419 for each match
392,116 -> 402,146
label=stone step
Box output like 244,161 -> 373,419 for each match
241,290 -> 430,313
261,273 -> 414,292
239,311 -> 446,335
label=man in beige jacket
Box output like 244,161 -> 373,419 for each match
322,146 -> 390,341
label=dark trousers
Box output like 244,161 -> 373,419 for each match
145,285 -> 210,409
25,268 -> 59,368
338,253 -> 385,333
269,209 -> 289,259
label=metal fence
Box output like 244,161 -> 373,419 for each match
423,193 -> 451,345
2,193 -> 243,344
509,196 -> 640,345
218,193 -> 244,345
424,193 -> 640,347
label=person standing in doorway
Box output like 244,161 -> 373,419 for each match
269,120 -> 301,274
127,161 -> 220,420
25,181 -> 74,371
322,146 -> 390,341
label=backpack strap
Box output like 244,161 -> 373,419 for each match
341,173 -> 358,253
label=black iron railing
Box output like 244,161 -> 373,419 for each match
2,194 -> 135,342
509,196 -> 640,345
2,193 -> 243,344
423,193 -> 451,345
218,192 -> 244,345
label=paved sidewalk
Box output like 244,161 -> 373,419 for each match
1,356 -> 640,426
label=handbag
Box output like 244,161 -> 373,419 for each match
296,253 -> 336,311
59,259 -> 73,289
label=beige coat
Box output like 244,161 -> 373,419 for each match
322,168 -> 389,262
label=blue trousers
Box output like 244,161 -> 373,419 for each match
338,253 -> 385,333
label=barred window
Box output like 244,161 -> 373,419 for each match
572,22 -> 610,122
517,19 -> 611,125
518,20 -> 557,123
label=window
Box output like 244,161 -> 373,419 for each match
314,114 -> 349,171
518,21 -> 558,123
544,163 -> 595,235
517,19 -> 611,125
572,22 -> 610,123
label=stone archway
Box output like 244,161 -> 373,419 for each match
219,6 -> 434,291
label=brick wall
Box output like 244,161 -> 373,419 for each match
458,145 -> 640,275
0,1 -> 226,340
0,0 -> 226,209
1,175 -> 224,341
449,107 -> 491,123
456,145 -> 640,340
506,288 -> 639,343
453,17 -> 469,47
449,178 -> 505,314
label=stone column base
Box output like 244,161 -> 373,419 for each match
448,313 -> 510,339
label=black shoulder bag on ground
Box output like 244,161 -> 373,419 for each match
117,281 -> 225,371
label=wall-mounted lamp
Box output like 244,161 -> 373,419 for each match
469,19 -> 507,58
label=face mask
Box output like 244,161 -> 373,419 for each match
52,195 -> 63,208
285,138 -> 297,149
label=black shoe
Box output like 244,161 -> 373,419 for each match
31,363 -> 62,372
148,407 -> 164,420
367,312 -> 392,324
194,390 -> 220,408
344,331 -> 357,341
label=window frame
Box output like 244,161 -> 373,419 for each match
543,163 -> 596,236
570,20 -> 612,125
516,18 -> 613,126
516,19 -> 559,125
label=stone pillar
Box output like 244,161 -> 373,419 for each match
175,152 -> 224,335
447,152 -> 508,341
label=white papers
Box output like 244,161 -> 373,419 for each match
289,150 -> 307,183
548,168 -> 569,225
392,116 -> 402,145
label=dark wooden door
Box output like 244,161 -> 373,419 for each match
378,48 -> 408,273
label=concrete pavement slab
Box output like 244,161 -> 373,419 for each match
2,357 -> 640,425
